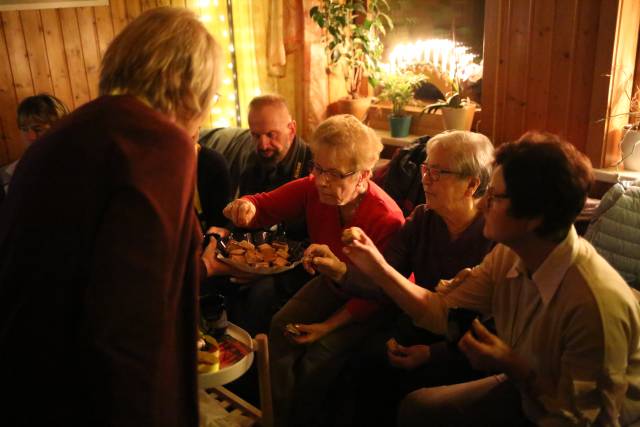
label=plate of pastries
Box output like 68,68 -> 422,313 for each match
214,230 -> 306,275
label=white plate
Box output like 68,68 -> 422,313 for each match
198,323 -> 254,389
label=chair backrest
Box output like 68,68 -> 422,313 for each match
585,182 -> 640,289
373,135 -> 429,216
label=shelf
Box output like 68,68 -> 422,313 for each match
593,168 -> 640,184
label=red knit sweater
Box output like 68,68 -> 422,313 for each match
244,175 -> 404,319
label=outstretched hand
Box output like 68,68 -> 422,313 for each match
222,199 -> 256,228
341,227 -> 388,280
285,322 -> 332,345
303,244 -> 347,281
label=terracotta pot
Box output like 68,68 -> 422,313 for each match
621,127 -> 640,171
441,104 -> 476,131
335,97 -> 372,122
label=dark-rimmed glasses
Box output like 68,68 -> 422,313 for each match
311,162 -> 357,181
421,164 -> 462,181
485,187 -> 510,208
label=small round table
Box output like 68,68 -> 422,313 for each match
198,322 -> 255,389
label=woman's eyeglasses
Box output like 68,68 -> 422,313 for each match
421,164 -> 462,181
311,162 -> 357,181
484,187 -> 510,208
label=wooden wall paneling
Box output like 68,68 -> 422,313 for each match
126,1 -> 142,21
40,10 -> 74,110
20,11 -> 54,96
2,11 -> 34,160
585,0 -> 616,167
141,0 -> 157,12
545,0 -> 577,139
525,0 -> 554,132
479,0 -> 502,142
93,6 -> 114,59
0,16 -> 20,164
76,7 -> 101,99
503,0 -> 533,142
565,0 -> 600,153
494,0 -> 512,144
2,12 -> 34,101
109,0 -> 128,35
59,9 -> 91,107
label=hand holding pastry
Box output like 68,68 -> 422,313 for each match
341,226 -> 365,245
340,227 -> 387,280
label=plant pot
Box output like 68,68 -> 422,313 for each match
389,115 -> 412,137
441,104 -> 476,131
335,97 -> 372,122
621,127 -> 640,171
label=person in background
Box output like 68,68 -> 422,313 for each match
0,93 -> 68,194
195,136 -> 232,230
199,94 -> 312,203
305,130 -> 495,425
0,8 -> 221,426
218,114 -> 404,426
341,132 -> 640,426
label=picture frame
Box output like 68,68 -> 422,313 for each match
0,0 -> 108,11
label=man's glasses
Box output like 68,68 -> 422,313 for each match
311,162 -> 357,181
421,164 -> 462,181
485,187 -> 510,208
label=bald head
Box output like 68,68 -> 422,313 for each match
248,94 -> 296,166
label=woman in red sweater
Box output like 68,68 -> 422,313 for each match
223,114 -> 405,426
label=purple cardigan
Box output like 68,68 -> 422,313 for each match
0,95 -> 202,427
343,205 -> 493,298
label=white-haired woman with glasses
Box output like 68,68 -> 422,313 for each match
222,114 -> 404,426
303,130 -> 496,425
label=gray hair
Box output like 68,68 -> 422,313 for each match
427,130 -> 494,197
310,114 -> 382,171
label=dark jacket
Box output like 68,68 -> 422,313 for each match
0,95 -> 201,427
197,146 -> 231,230
199,127 -> 312,198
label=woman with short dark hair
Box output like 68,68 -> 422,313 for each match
0,93 -> 68,193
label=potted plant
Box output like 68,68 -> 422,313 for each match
377,72 -> 425,137
310,0 -> 392,120
598,84 -> 640,171
423,79 -> 476,131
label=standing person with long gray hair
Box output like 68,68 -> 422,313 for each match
0,8 -> 222,427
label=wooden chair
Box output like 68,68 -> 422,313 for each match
206,333 -> 273,427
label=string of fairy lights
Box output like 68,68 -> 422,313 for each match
195,0 -> 242,128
